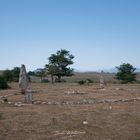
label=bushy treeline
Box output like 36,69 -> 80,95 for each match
0,67 -> 20,89
0,76 -> 9,89
0,49 -> 139,89
2,67 -> 20,82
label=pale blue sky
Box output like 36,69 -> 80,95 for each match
0,0 -> 140,71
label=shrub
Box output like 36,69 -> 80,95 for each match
0,76 -> 9,89
77,80 -> 86,85
86,78 -> 93,83
41,79 -> 50,83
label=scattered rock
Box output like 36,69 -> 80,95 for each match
14,103 -> 22,107
64,90 -> 87,95
8,102 -> 12,104
41,102 -> 47,105
115,87 -> 124,90
34,100 -> 42,105
83,121 -> 88,125
0,96 -> 4,99
109,106 -> 112,110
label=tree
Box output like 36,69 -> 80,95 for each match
35,68 -> 46,82
28,71 -> 36,76
2,67 -> 20,82
2,69 -> 13,82
0,76 -> 9,89
115,63 -> 137,83
11,67 -> 20,82
45,64 -> 57,84
46,49 -> 74,82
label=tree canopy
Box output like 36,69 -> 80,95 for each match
0,76 -> 9,89
115,63 -> 137,83
34,68 -> 46,82
2,67 -> 20,82
45,49 -> 74,82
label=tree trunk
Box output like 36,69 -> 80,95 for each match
40,77 -> 43,82
57,75 -> 61,82
51,75 -> 54,84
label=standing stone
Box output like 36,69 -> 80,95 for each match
19,64 -> 29,94
25,87 -> 33,103
19,64 -> 32,103
100,75 -> 105,89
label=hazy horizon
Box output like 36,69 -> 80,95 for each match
0,0 -> 140,71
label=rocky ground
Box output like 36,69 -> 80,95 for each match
0,83 -> 140,140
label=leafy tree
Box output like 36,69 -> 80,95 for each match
0,76 -> 9,89
35,68 -> 46,82
28,71 -> 36,76
2,67 -> 20,82
11,67 -> 20,82
2,69 -> 13,82
45,64 -> 57,84
46,49 -> 74,82
115,63 -> 137,83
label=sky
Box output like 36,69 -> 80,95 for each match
0,0 -> 140,71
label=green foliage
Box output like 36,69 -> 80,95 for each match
28,71 -> 36,76
86,78 -> 93,83
77,79 -> 93,85
11,67 -> 20,82
2,69 -> 13,82
41,79 -> 50,83
2,67 -> 20,82
77,80 -> 86,85
46,49 -> 74,82
0,76 -> 9,89
35,68 -> 46,82
115,63 -> 137,84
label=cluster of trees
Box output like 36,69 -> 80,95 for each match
2,67 -> 20,82
0,76 -> 9,89
29,63 -> 138,84
0,67 -> 20,89
28,49 -> 74,83
0,49 -> 139,89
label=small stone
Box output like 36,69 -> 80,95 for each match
47,102 -> 52,105
0,96 -> 4,99
14,103 -> 22,107
66,101 -> 69,105
35,101 -> 42,104
109,106 -> 112,110
8,102 -> 12,104
41,102 -> 46,105
83,121 -> 88,125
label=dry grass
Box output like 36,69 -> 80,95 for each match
0,82 -> 140,140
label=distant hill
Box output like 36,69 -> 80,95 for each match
74,68 -> 140,73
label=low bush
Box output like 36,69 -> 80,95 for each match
86,78 -> 93,83
41,79 -> 50,83
0,76 -> 9,89
77,80 -> 86,85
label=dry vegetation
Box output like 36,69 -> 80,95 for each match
0,81 -> 140,140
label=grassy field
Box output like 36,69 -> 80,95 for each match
0,82 -> 140,140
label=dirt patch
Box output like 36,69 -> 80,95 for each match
0,83 -> 140,140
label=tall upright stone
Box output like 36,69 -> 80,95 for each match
100,75 -> 105,89
19,64 -> 32,103
19,64 -> 29,94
